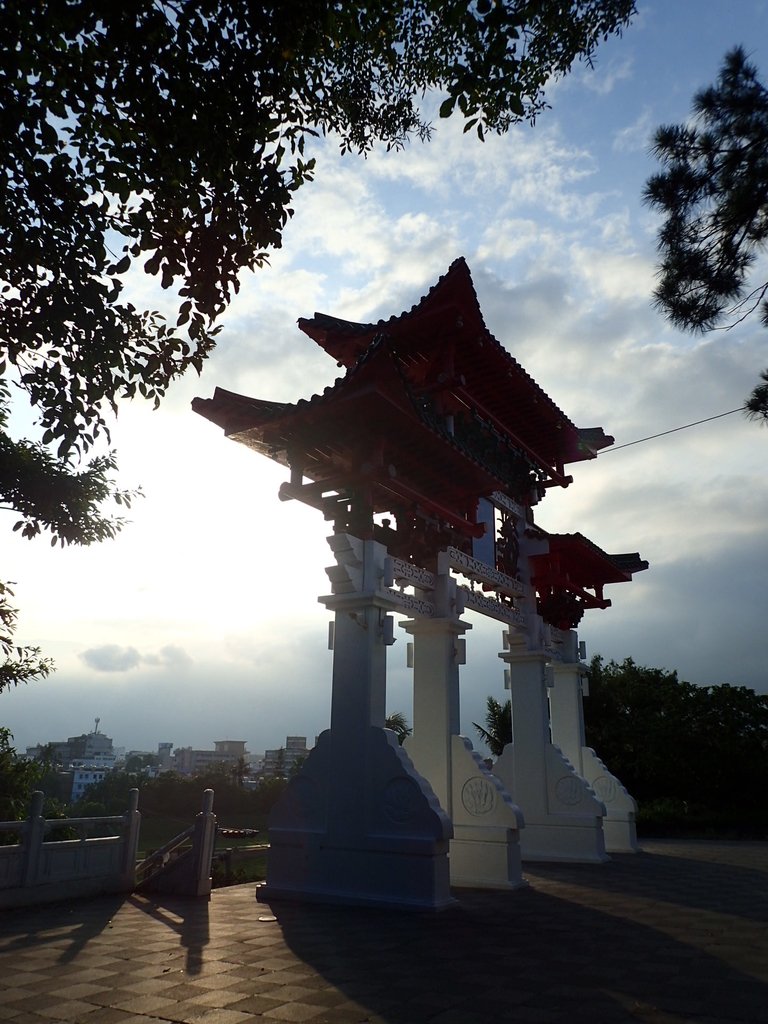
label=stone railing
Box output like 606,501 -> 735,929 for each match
135,789 -> 217,897
0,789 -> 140,909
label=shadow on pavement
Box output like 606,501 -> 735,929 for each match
273,879 -> 768,1023
526,844 -> 768,923
0,894 -> 125,964
126,892 -> 211,974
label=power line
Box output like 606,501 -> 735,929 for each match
599,407 -> 745,454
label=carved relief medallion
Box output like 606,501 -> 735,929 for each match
461,776 -> 497,816
382,777 -> 421,823
591,775 -> 618,804
555,776 -> 584,806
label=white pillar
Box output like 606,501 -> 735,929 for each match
325,597 -> 389,838
495,639 -> 608,863
498,651 -> 551,811
549,657 -> 586,774
260,535 -> 454,910
402,613 -> 463,813
403,576 -> 525,890
550,642 -> 638,854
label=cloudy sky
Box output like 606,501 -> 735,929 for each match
3,0 -> 767,759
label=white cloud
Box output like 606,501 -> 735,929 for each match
80,645 -> 141,672
613,107 -> 655,153
476,218 -> 566,265
79,643 -> 192,673
580,56 -> 635,96
142,645 -> 193,670
569,244 -> 656,303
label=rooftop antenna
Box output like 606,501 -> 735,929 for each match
94,716 -> 100,734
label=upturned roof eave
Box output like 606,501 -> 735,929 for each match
192,342 -> 513,501
299,258 -> 594,466
544,532 -> 648,584
191,388 -> 290,436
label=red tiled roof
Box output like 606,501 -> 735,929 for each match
299,258 -> 613,470
532,532 -> 649,591
192,339 -> 517,538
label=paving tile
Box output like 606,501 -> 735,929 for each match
226,975 -> 285,993
225,993 -> 288,1014
50,982 -> 114,1000
0,989 -> 35,1004
86,987 -> 143,1006
183,961 -> 243,977
298,990 -> 350,1009
157,982 -> 214,1001
254,957 -> 301,972
262,967 -> 321,984
72,1009 -> 148,1024
1,839 -> 767,1024
181,1011 -> 258,1024
32,1000 -> 102,1021
262,1004 -> 330,1022
0,996 -> 61,1015
309,1005 -> 373,1024
184,973 -> 249,991
110,994 -> 183,1015
114,1017 -> 186,1024
119,977 -> 186,996
183,988 -> 255,1009
0,972 -> 48,989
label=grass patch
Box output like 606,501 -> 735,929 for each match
136,809 -> 271,889
211,847 -> 269,887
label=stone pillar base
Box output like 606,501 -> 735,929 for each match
493,742 -> 608,864
258,836 -> 454,910
447,736 -> 526,889
259,728 -> 454,911
450,826 -> 528,889
602,818 -> 638,854
515,820 -> 610,863
581,747 -> 638,853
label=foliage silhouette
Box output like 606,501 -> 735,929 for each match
0,0 -> 636,683
585,655 -> 768,834
384,711 -> 413,745
0,727 -> 45,824
473,695 -> 512,757
70,766 -> 287,824
644,47 -> 768,420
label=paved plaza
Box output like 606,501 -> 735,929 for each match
1,840 -> 766,1024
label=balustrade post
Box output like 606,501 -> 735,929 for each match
121,789 -> 141,886
190,789 -> 216,897
21,791 -> 45,887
